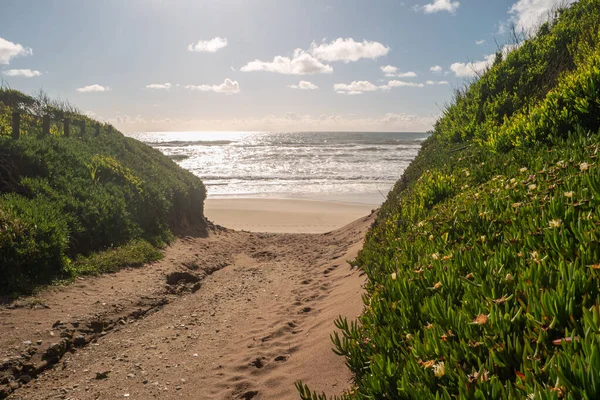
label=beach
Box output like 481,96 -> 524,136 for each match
205,198 -> 376,233
0,208 -> 376,399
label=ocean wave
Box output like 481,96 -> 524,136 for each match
200,175 -> 396,182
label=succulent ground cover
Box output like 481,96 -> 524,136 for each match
299,0 -> 600,398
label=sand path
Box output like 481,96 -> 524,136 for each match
0,212 -> 375,399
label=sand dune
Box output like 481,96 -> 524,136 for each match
0,201 -> 376,399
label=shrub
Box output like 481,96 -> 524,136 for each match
0,90 -> 206,295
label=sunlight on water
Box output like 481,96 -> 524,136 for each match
128,131 -> 427,205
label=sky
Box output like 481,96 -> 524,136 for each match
0,0 -> 573,132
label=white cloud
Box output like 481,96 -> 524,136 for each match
419,0 -> 460,14
334,80 -> 381,95
309,38 -> 390,63
386,80 -> 425,88
430,65 -> 443,73
241,49 -> 333,75
381,65 -> 417,77
185,78 -> 240,94
476,39 -> 486,45
381,65 -> 398,75
76,84 -> 111,93
509,0 -> 576,32
450,44 -> 518,77
289,80 -> 319,90
2,69 -> 41,77
425,80 -> 449,85
0,37 -> 32,65
146,83 -> 172,90
187,37 -> 228,53
397,71 -> 417,78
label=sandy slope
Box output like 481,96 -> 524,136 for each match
0,209 -> 375,400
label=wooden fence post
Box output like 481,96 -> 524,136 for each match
64,118 -> 70,137
79,121 -> 85,137
11,112 -> 20,140
42,115 -> 51,136
95,122 -> 100,136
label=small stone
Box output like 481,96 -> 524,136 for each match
9,381 -> 20,390
73,336 -> 87,347
36,340 -> 42,346
22,340 -> 32,346
95,371 -> 110,380
19,374 -> 32,384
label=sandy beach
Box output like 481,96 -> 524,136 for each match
205,198 -> 376,233
0,201 -> 376,399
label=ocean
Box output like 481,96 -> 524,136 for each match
127,131 -> 427,205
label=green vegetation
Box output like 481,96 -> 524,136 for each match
298,0 -> 600,398
0,89 -> 206,296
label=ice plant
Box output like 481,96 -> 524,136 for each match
549,219 -> 562,228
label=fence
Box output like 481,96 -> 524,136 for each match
5,111 -> 115,140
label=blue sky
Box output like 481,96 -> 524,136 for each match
0,0 -> 570,132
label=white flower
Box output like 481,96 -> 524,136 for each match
432,253 -> 440,260
528,184 -> 537,191
564,191 -> 574,198
391,272 -> 397,281
433,362 -> 446,378
520,167 -> 528,173
580,162 -> 590,171
549,219 -> 562,229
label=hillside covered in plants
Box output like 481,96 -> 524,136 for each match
0,89 -> 206,295
299,0 -> 600,398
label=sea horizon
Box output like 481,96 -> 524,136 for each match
128,130 -> 427,205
